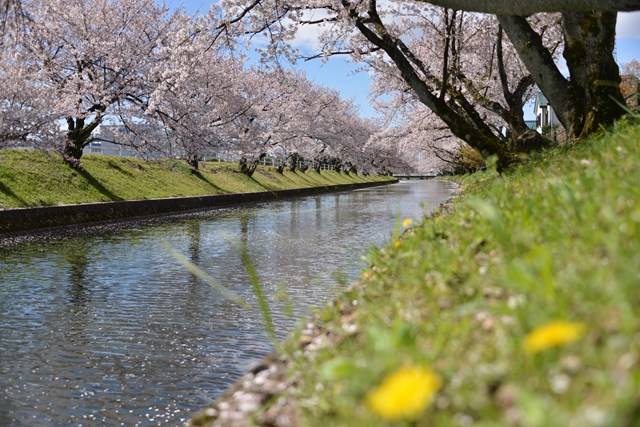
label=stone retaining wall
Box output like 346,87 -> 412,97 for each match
0,180 -> 397,233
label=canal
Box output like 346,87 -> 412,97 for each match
0,180 -> 455,426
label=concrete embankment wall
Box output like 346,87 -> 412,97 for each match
0,180 -> 397,234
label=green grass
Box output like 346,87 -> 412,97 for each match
0,151 -> 393,208
259,119 -> 640,426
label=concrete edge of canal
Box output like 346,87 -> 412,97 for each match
0,180 -> 398,234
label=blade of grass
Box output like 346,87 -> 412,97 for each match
239,241 -> 277,343
161,240 -> 250,309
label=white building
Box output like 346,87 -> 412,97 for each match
534,92 -> 561,135
85,125 -> 141,157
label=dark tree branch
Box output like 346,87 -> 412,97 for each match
416,0 -> 640,15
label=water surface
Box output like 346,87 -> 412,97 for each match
0,180 -> 455,426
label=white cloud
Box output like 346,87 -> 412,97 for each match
617,11 -> 640,38
290,23 -> 325,50
281,9 -> 335,50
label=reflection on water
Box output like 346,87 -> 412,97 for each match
0,180 -> 455,426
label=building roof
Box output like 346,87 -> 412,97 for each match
535,92 -> 549,107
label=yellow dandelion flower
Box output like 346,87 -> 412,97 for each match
402,218 -> 413,228
365,365 -> 442,421
394,239 -> 401,248
524,321 -> 585,354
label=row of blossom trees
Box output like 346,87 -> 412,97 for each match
0,0 -> 390,174
3,0 -> 635,176
218,0 -> 632,170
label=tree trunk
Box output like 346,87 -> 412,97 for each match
561,12 -> 625,138
239,154 -> 265,177
287,152 -> 299,173
497,15 -> 576,132
239,157 -> 255,176
495,26 -> 554,152
63,137 -> 84,169
499,13 -> 625,140
63,116 -> 101,169
187,155 -> 199,171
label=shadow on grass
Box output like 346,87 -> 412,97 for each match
192,171 -> 229,194
252,168 -> 286,187
262,169 -> 297,187
314,170 -> 344,185
248,175 -> 272,191
76,168 -> 123,201
260,168 -> 322,188
108,161 -> 135,177
0,180 -> 29,206
292,170 -> 326,186
230,167 -> 273,191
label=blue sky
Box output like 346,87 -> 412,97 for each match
166,1 -> 640,120
166,0 -> 372,116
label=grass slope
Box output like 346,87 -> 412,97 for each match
267,120 -> 640,426
0,151 -> 393,209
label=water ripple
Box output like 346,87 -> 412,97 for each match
0,180 -> 455,426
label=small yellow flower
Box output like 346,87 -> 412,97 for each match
524,321 -> 585,354
394,239 -> 401,248
365,365 -> 442,421
402,218 -> 413,228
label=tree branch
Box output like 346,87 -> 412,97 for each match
497,15 -> 574,130
416,0 -> 640,15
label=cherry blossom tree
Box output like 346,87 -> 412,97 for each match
1,0 -> 392,177
272,77 -> 375,173
367,104 -> 459,175
1,0 -> 24,29
360,138 -> 413,175
0,61 -> 56,147
218,0 -> 632,170
363,9 -> 565,173
0,0 -> 192,168
218,1 -> 563,169
128,13 -> 255,170
0,4 -> 54,147
2,0 -> 636,175
620,59 -> 640,108
225,68 -> 303,176
224,68 -> 376,176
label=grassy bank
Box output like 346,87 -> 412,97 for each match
196,119 -> 640,426
0,151 -> 393,209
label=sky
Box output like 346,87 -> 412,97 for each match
166,1 -> 640,120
